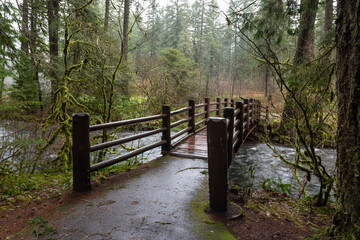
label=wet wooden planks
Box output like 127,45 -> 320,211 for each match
169,129 -> 208,160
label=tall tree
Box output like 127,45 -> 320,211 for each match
324,0 -> 333,36
333,0 -> 360,238
122,0 -> 130,61
279,0 -> 319,134
0,1 -> 17,101
21,0 -> 29,55
293,0 -> 319,66
48,0 -> 59,99
191,0 -> 205,82
104,0 -> 110,30
29,0 -> 42,106
164,0 -> 192,57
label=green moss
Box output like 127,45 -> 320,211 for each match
190,186 -> 237,240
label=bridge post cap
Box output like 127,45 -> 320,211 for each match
207,117 -> 226,122
72,113 -> 89,117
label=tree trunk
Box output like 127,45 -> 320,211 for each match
198,0 -> 205,83
293,0 -> 319,66
30,0 -> 42,107
324,0 -> 333,36
122,0 -> 130,61
21,0 -> 29,55
48,0 -> 59,100
104,0 -> 110,30
264,63 -> 269,98
279,0 -> 319,135
333,0 -> 360,238
121,0 -> 130,97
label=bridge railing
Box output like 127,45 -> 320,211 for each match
72,97 -> 232,192
207,98 -> 261,211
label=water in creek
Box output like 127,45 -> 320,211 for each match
228,142 -> 336,197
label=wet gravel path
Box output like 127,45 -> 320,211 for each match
13,156 -> 233,240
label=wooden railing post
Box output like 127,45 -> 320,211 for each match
207,117 -> 228,212
234,101 -> 243,153
216,97 -> 221,116
72,113 -> 91,192
231,99 -> 234,108
256,100 -> 261,122
224,98 -> 228,108
162,105 -> 171,154
188,99 -> 195,133
224,107 -> 234,167
251,98 -> 255,125
205,97 -> 210,123
244,99 -> 250,132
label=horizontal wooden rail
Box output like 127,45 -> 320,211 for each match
90,140 -> 167,172
195,112 -> 207,118
171,126 -> 192,140
90,114 -> 165,131
195,119 -> 206,127
170,117 -> 191,128
90,127 -> 166,152
195,103 -> 207,108
170,107 -> 191,116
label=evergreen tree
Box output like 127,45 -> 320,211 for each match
0,2 -> 17,101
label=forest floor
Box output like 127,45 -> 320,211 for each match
1,156 -> 335,240
206,190 -> 336,240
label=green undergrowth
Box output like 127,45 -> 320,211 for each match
0,170 -> 72,210
0,157 -> 145,210
227,183 -> 336,239
90,157 -> 145,182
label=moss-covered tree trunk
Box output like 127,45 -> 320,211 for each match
48,0 -> 59,100
279,0 -> 319,135
333,0 -> 360,238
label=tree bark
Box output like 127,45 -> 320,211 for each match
104,0 -> 110,30
122,0 -> 130,61
48,0 -> 59,100
333,0 -> 360,238
21,0 -> 29,55
293,0 -> 319,66
121,0 -> 130,97
198,0 -> 204,84
30,0 -> 42,107
264,63 -> 269,97
324,0 -> 333,36
279,0 -> 319,135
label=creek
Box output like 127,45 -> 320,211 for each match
229,142 -> 336,197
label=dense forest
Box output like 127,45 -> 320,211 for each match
0,0 -> 359,238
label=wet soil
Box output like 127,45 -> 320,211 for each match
208,190 -> 335,240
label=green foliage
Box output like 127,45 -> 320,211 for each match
159,48 -> 197,102
305,226 -> 331,240
11,54 -> 39,104
260,177 -> 293,196
29,216 -> 58,237
0,170 -> 72,206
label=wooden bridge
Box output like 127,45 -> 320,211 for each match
72,97 -> 264,211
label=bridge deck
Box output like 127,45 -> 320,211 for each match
169,129 -> 208,160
